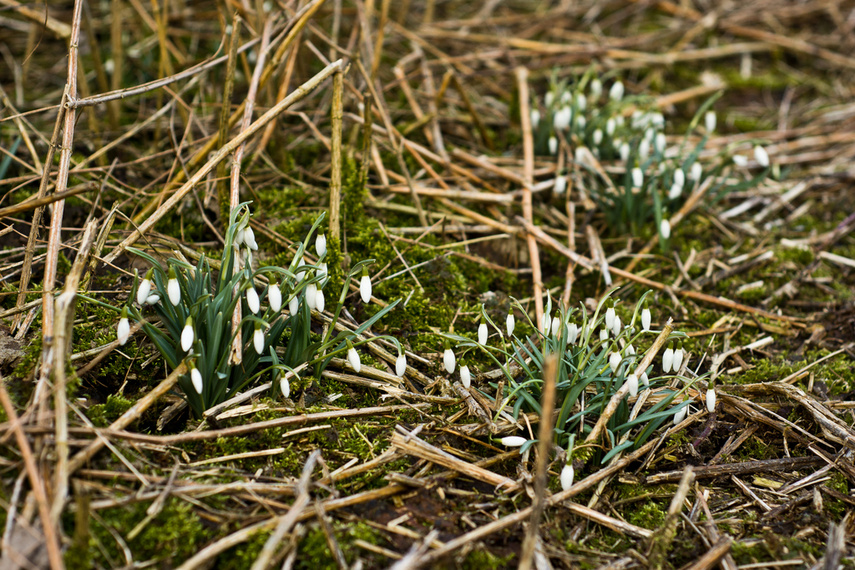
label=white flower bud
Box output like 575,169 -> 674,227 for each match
641,371 -> 649,388
348,346 -> 361,373
641,308 -> 651,332
316,233 -> 327,257
181,318 -> 194,352
660,219 -> 671,239
733,154 -> 748,167
289,295 -> 299,315
592,129 -> 603,146
576,115 -> 586,130
117,317 -> 130,346
244,226 -> 258,251
669,183 -> 683,200
606,118 -> 616,136
673,169 -> 685,188
631,167 -> 643,188
253,326 -> 265,355
655,133 -> 666,154
541,314 -> 551,333
280,376 -> 290,398
576,93 -> 587,111
690,162 -> 702,182
443,348 -> 456,374
754,145 -> 769,168
360,274 -> 372,303
246,286 -> 260,314
619,142 -> 630,162
673,347 -> 684,372
506,313 -> 515,337
626,344 -> 636,356
315,289 -> 325,312
704,111 -> 716,133
627,374 -> 639,397
234,228 -> 245,247
268,283 -> 282,312
590,78 -> 602,99
136,278 -> 152,306
530,109 -> 540,129
500,436 -> 527,447
305,283 -> 317,311
605,307 -> 616,330
612,315 -> 622,337
167,278 -> 181,306
554,175 -> 567,195
545,92 -> 555,107
553,107 -> 571,131
609,81 -> 624,101
145,294 -> 160,305
191,367 -> 203,394
396,353 -> 407,377
600,328 -> 609,342
460,365 -> 471,388
566,323 -> 578,344
706,388 -> 716,412
663,347 -> 674,373
551,316 -> 562,337
478,322 -> 488,345
560,464 -> 575,491
674,405 -> 688,425
639,138 -> 650,163
548,136 -> 558,155
609,351 -> 621,373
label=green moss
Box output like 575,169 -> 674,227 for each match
86,394 -> 135,427
462,547 -> 516,569
294,521 -> 385,570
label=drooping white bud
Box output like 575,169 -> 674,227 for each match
673,405 -> 688,425
669,183 -> 683,200
136,276 -> 152,306
234,228 -> 245,248
554,175 -> 567,195
460,365 -> 471,388
609,351 -> 622,373
639,138 -> 650,162
181,318 -> 194,352
605,307 -> 616,330
530,109 -> 541,129
506,313 -> 515,337
305,283 -> 317,311
289,295 -> 299,315
655,132 -> 666,154
443,348 -> 456,374
315,289 -> 325,312
145,294 -> 160,305
566,323 -> 578,344
733,154 -> 748,167
672,347 -> 684,372
609,81 -> 624,101
619,142 -> 630,162
560,464 -> 575,491
641,308 -> 651,332
117,317 -> 130,346
360,273 -> 372,303
690,162 -> 702,182
626,344 -> 636,356
612,315 -> 622,337
600,328 -> 609,342
246,286 -> 260,314
253,326 -> 265,355
641,371 -> 649,388
541,313 -> 551,334
662,347 -> 674,373
268,283 -> 282,312
548,136 -> 558,155
590,78 -> 602,99
706,388 -> 716,412
316,233 -> 327,257
478,322 -> 488,345
606,118 -> 616,136
280,376 -> 290,399
576,115 -> 586,130
553,107 -> 571,131
704,111 -> 716,133
627,374 -> 639,397
396,352 -> 407,377
576,93 -> 587,111
660,219 -> 671,239
167,277 -> 181,306
754,145 -> 769,168
545,92 -> 555,107
673,169 -> 685,189
631,167 -> 644,188
348,346 -> 361,373
500,436 -> 527,447
191,367 -> 203,394
593,129 -> 603,146
244,227 -> 258,251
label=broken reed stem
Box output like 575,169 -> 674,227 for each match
520,353 -> 558,570
104,59 -> 344,265
217,13 -> 242,221
329,70 -> 344,245
515,66 -> 544,332
584,320 -> 674,447
0,380 -> 64,570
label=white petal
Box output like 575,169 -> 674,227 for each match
443,349 -> 456,374
600,328 -> 609,342
181,324 -> 194,352
136,279 -> 151,305
609,81 -> 624,101
641,371 -> 649,388
551,316 -> 561,337
360,275 -> 372,303
669,183 -> 683,200
627,374 -> 639,397
268,284 -> 282,312
560,464 -> 575,491
460,365 -> 471,388
289,296 -> 299,315
506,314 -> 515,337
348,347 -> 361,373
609,351 -> 621,373
145,294 -> 160,305
167,278 -> 181,306
754,145 -> 769,168
316,234 -> 327,257
612,315 -> 622,337
244,227 -> 258,250
631,168 -> 644,188
655,132 -> 666,154
619,142 -> 630,162
548,136 -> 558,155
592,129 -> 603,146
733,154 -> 748,167
660,219 -> 671,240
674,169 -> 685,188
396,353 -> 407,377
663,348 -> 674,373
641,308 -> 651,332
704,111 -> 716,133
246,286 -> 260,314
280,376 -> 290,399
639,139 -> 650,162
674,406 -> 687,425
706,388 -> 716,413
673,348 -> 684,372
554,176 -> 567,195
690,162 -> 703,182
117,318 -> 130,346
191,368 -> 203,394
567,323 -> 578,344
606,118 -> 616,136
530,109 -> 540,129
590,79 -> 602,99
253,328 -> 265,355
305,283 -> 317,311
605,308 -> 615,330
500,436 -> 527,447
315,289 -> 325,312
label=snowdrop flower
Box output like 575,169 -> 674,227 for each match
574,146 -> 586,166
619,142 -> 630,162
655,132 -> 666,154
234,228 -> 245,248
360,270 -> 372,303
136,270 -> 153,305
641,371 -> 649,389
631,110 -> 644,129
396,352 -> 407,377
500,436 -> 527,447
541,313 -> 551,334
673,404 -> 688,425
246,285 -> 260,314
280,376 -> 290,399
315,289 -> 325,312
553,107 -> 571,131
590,78 -> 602,99
609,80 -> 624,101
181,317 -> 194,352
506,311 -> 515,337
662,346 -> 674,373
631,167 -> 644,188
576,93 -> 587,111
560,464 -> 575,491
566,322 -> 578,344
244,226 -> 258,251
253,323 -> 265,355
592,129 -> 603,146
754,145 -> 769,168
672,344 -> 684,371
554,175 -> 567,195
167,268 -> 181,306
606,118 -> 616,136
626,373 -> 639,397
732,154 -> 748,167
289,295 -> 299,316
626,344 -> 636,356
347,343 -> 361,373
639,138 -> 650,162
660,219 -> 671,240
641,307 -> 651,332
674,168 -> 685,188
644,127 -> 655,142
704,111 -> 716,133
117,308 -> 130,346
268,281 -> 282,312
668,183 -> 683,200
460,365 -> 471,388
145,294 -> 160,306
478,320 -> 488,345
706,386 -> 717,413
609,351 -> 622,373
443,347 -> 456,374
612,315 -> 622,337
561,90 -> 572,103
191,366 -> 203,394
318,262 -> 328,281
551,316 -> 562,337
652,112 -> 665,128
605,307 -> 616,330
576,115 -> 586,130
600,328 -> 609,342
690,162 -> 702,182
305,283 -> 318,311
316,233 -> 327,258
545,92 -> 555,107
530,109 -> 540,129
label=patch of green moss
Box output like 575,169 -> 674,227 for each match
294,520 -> 385,570
86,394 -> 135,427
